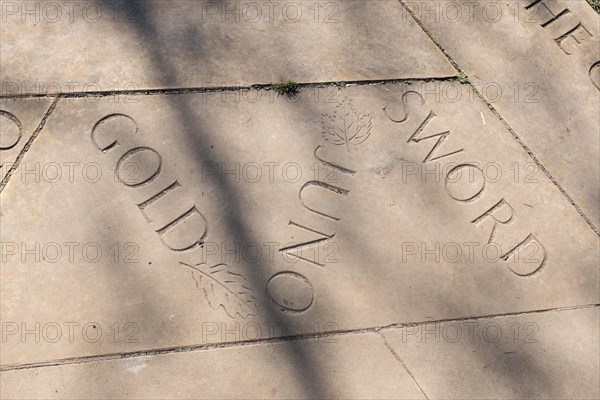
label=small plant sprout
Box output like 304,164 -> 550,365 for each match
274,80 -> 300,98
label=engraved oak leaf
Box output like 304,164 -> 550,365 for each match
321,97 -> 373,151
183,262 -> 258,319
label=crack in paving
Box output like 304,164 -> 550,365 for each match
2,304 -> 597,373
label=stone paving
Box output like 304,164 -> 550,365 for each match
0,1 -> 598,399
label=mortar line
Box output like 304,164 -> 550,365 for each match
0,76 -> 459,100
1,303 -> 597,373
398,0 -> 600,236
470,88 -> 600,235
379,331 -> 430,400
0,97 -> 60,193
397,0 -> 462,74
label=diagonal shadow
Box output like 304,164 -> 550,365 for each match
93,0 -> 340,397
58,0 -> 562,397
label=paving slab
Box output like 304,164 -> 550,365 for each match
0,83 -> 598,367
382,307 -> 600,399
0,0 -> 455,95
0,332 -> 427,399
403,0 -> 600,229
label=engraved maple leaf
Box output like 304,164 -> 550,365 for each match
321,97 -> 373,151
183,262 -> 258,319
